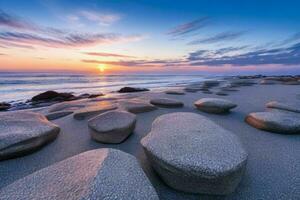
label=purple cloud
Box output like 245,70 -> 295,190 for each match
167,17 -> 210,37
83,52 -> 136,58
188,31 -> 245,45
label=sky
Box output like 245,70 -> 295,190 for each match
0,0 -> 300,75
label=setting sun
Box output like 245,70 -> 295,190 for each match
98,64 -> 106,73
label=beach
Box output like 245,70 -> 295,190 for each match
0,77 -> 300,199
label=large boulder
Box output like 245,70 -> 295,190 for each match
73,102 -> 117,120
245,112 -> 300,134
31,90 -> 74,102
88,111 -> 136,143
0,148 -> 159,200
119,100 -> 157,113
0,111 -> 60,160
150,98 -> 183,108
266,101 -> 300,113
194,98 -> 237,114
141,112 -> 248,195
118,87 -> 149,93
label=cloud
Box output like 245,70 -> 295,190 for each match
82,59 -> 186,67
189,42 -> 300,66
83,52 -> 136,58
79,10 -> 121,26
0,10 -> 143,49
188,31 -> 245,45
0,9 -> 36,30
167,17 -> 210,37
0,31 -> 143,48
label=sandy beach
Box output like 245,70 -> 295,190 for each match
0,77 -> 299,199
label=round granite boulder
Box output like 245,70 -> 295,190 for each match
266,101 -> 300,113
0,111 -> 60,160
73,102 -> 117,120
141,112 -> 248,195
150,98 -> 183,108
245,112 -> 300,134
88,111 -> 136,143
119,100 -> 157,113
0,148 -> 159,200
194,98 -> 237,114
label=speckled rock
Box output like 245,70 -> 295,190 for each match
165,90 -> 185,95
73,102 -> 117,120
141,112 -> 248,195
46,110 -> 73,120
245,112 -> 300,134
194,98 -> 237,114
0,111 -> 60,160
88,111 -> 136,143
48,101 -> 86,112
0,148 -> 159,200
266,101 -> 300,113
150,98 -> 183,108
119,100 -> 157,113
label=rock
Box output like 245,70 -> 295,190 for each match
194,98 -> 237,114
259,79 -> 279,85
88,93 -> 104,98
0,148 -> 159,200
184,87 -> 200,93
118,87 -> 149,93
215,91 -> 229,96
141,112 -> 248,195
31,90 -> 74,102
119,100 -> 157,113
88,111 -> 136,143
150,98 -> 183,108
0,111 -> 60,160
245,112 -> 300,134
165,90 -> 185,95
48,101 -> 86,112
266,101 -> 300,113
0,102 -> 11,111
202,80 -> 220,87
46,111 -> 73,120
230,79 -> 256,87
73,102 -> 117,120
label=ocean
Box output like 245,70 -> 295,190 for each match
0,73 -> 211,103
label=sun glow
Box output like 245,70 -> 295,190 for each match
98,64 -> 106,73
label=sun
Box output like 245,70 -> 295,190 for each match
97,64 -> 106,73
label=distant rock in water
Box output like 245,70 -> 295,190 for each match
118,87 -> 149,93
0,148 -> 159,200
31,90 -> 74,102
0,102 -> 11,111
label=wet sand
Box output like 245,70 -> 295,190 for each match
0,83 -> 299,199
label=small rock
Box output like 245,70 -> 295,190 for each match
184,87 -> 200,93
118,87 -> 149,93
194,98 -> 237,114
119,100 -> 157,113
215,91 -> 229,96
0,111 -> 60,160
0,148 -> 159,200
150,98 -> 183,108
245,112 -> 300,134
88,111 -> 136,143
46,111 -> 73,120
141,112 -> 248,195
266,101 -> 300,113
165,90 -> 185,95
73,102 -> 117,120
0,102 -> 11,111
